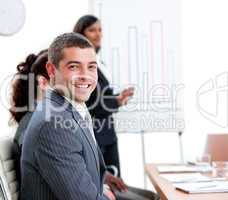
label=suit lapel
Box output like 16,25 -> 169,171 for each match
97,147 -> 106,172
72,110 -> 100,172
45,89 -> 100,172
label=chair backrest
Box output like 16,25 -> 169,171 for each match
0,182 -> 6,200
204,134 -> 228,162
0,137 -> 19,200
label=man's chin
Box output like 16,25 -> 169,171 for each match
74,95 -> 90,103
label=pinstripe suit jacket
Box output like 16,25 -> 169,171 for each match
21,89 -> 108,200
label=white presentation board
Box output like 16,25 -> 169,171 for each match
90,0 -> 184,132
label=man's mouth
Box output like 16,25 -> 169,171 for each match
74,84 -> 92,89
76,84 -> 89,88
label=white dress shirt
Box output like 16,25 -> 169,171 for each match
63,96 -> 97,144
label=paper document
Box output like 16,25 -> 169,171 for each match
161,173 -> 226,183
174,181 -> 228,194
157,164 -> 212,173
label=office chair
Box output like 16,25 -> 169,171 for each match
0,137 -> 19,200
204,134 -> 228,162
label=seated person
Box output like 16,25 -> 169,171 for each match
10,34 -> 159,200
10,49 -> 49,186
9,39 -> 121,199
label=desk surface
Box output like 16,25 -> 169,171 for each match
145,164 -> 228,200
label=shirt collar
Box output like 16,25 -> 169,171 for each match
47,86 -> 87,120
63,96 -> 87,120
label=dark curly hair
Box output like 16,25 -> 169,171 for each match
10,49 -> 49,123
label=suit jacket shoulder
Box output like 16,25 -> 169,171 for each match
21,90 -> 108,200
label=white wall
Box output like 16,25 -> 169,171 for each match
0,0 -> 89,137
182,0 -> 228,160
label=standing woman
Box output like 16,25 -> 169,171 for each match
73,15 -> 134,177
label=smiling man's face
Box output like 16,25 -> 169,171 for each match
51,47 -> 98,103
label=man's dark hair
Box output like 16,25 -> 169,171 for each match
48,32 -> 93,67
73,15 -> 99,35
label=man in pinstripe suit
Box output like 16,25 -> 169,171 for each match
20,32 -> 113,200
20,32 -> 159,200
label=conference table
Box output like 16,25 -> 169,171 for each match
145,164 -> 228,200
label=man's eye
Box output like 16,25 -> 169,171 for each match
89,65 -> 97,69
68,65 -> 78,69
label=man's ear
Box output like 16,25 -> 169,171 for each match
37,75 -> 48,90
46,62 -> 56,78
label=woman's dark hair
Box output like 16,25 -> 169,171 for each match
10,49 -> 49,123
73,15 -> 99,35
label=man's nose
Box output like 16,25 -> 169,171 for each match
77,68 -> 91,80
78,67 -> 88,75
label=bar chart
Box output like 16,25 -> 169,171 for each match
91,0 -> 183,132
